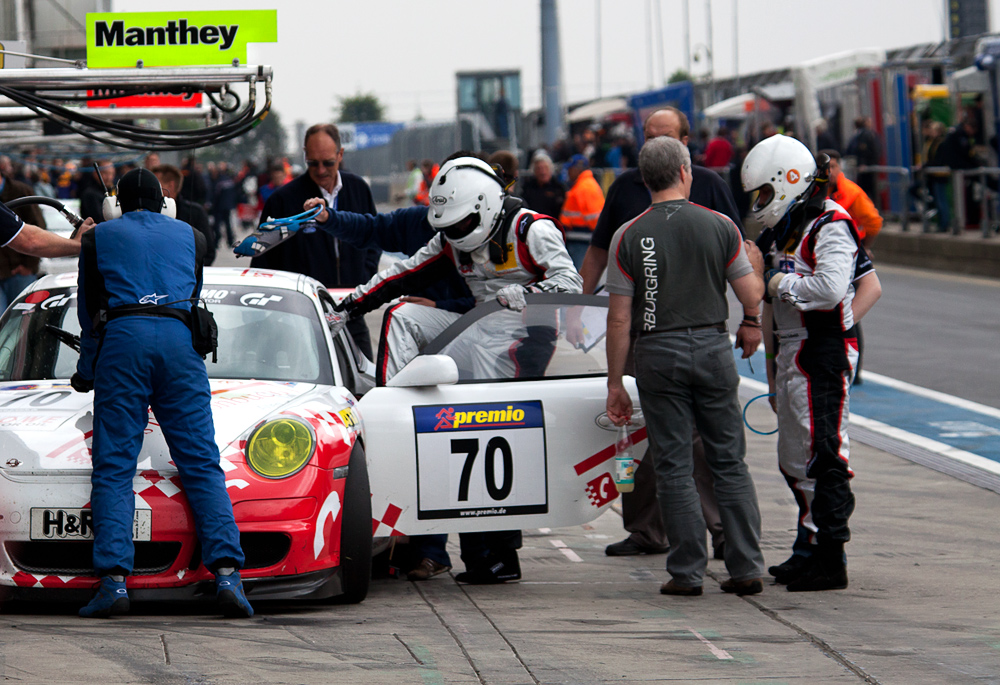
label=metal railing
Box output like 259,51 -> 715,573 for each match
948,167 -> 1000,238
856,165 -> 911,233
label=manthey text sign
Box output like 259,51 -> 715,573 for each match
85,10 -> 277,68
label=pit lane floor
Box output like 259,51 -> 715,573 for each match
3,387 -> 999,685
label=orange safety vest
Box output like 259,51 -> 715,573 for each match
560,169 -> 605,231
830,175 -> 882,240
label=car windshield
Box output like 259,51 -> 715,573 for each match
0,285 -> 333,385
421,295 -> 610,383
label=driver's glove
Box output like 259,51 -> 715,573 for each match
496,284 -> 538,312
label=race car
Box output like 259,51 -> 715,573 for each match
0,268 -> 643,605
0,268 -> 376,604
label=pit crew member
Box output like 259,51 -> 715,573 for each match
74,169 -> 252,618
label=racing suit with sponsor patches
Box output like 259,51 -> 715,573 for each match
766,198 -> 873,560
338,208 -> 582,386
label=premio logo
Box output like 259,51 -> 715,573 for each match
432,405 -> 526,431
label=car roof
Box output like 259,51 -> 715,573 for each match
32,266 -> 323,294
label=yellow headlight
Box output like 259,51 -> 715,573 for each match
246,417 -> 315,479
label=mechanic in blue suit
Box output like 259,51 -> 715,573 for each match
304,159 -> 523,585
73,168 -> 252,619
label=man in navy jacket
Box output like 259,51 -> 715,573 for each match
251,123 -> 381,358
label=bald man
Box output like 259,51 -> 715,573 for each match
578,107 -> 751,561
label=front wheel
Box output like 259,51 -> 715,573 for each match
336,440 -> 372,604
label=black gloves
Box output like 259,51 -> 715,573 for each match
70,373 -> 94,393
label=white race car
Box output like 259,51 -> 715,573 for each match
0,267 -> 643,605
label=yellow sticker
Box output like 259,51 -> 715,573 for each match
495,243 -> 518,272
338,408 -> 359,429
86,10 -> 278,68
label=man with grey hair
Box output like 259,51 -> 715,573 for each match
604,136 -> 767,596
521,149 -> 567,219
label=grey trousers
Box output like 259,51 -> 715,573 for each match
634,329 -> 765,587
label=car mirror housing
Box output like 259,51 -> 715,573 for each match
386,355 -> 460,388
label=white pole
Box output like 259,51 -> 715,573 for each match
683,0 -> 691,74
706,0 -> 715,104
646,0 -> 654,89
733,0 -> 740,94
654,0 -> 665,85
595,0 -> 602,98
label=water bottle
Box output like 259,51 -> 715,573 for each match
614,425 -> 635,493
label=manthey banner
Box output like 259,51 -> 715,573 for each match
85,10 -> 277,68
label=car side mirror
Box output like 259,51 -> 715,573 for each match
386,354 -> 459,387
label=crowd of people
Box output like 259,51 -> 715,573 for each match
0,151 -> 294,266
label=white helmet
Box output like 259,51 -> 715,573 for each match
741,135 -> 817,229
427,157 -> 506,252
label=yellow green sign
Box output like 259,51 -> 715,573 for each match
85,10 -> 277,68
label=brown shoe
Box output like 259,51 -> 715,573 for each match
720,577 -> 763,596
659,580 -> 702,596
407,558 -> 451,581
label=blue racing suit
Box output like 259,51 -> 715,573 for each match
77,210 -> 244,576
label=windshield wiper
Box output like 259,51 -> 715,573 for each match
45,324 -> 81,353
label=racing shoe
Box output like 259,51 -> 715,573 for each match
786,552 -> 848,592
216,570 -> 254,618
79,576 -> 129,618
768,553 -> 812,585
454,551 -> 521,584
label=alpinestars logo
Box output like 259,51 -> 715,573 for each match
139,293 -> 168,305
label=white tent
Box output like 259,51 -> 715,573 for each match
565,97 -> 629,123
703,93 -> 771,119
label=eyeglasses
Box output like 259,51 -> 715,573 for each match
306,158 -> 338,169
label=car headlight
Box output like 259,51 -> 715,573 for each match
246,417 -> 316,479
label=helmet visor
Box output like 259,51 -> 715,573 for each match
440,213 -> 481,242
751,184 -> 775,213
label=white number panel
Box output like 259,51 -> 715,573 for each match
413,401 -> 547,519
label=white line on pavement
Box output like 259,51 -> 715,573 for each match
550,539 -> 583,562
860,370 -> 1000,420
739,376 -> 1000,477
537,527 -> 551,534
687,627 -> 733,660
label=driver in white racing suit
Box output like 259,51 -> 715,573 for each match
743,135 -> 879,592
333,156 -> 582,386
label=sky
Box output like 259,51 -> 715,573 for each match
110,0 -> 999,140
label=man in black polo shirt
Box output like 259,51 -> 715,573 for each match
250,123 -> 381,358
574,107 -> 760,559
604,135 -> 766,596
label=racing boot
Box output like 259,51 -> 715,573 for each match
79,575 -> 129,618
216,569 -> 254,618
454,550 -> 521,584
768,553 -> 812,585
786,545 -> 848,592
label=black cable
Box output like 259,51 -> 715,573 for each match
207,90 -> 241,113
0,84 -> 267,151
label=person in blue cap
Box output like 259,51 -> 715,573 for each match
74,167 -> 252,619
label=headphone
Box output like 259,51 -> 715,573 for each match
102,168 -> 176,221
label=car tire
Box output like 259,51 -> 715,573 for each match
335,440 -> 372,604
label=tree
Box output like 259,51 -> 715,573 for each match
668,69 -> 693,84
337,92 -> 386,123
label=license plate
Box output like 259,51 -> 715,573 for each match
29,508 -> 152,542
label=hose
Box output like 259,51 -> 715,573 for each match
742,393 -> 778,436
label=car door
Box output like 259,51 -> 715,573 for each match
359,294 -> 646,537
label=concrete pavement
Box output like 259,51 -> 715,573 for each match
3,392 -> 999,684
